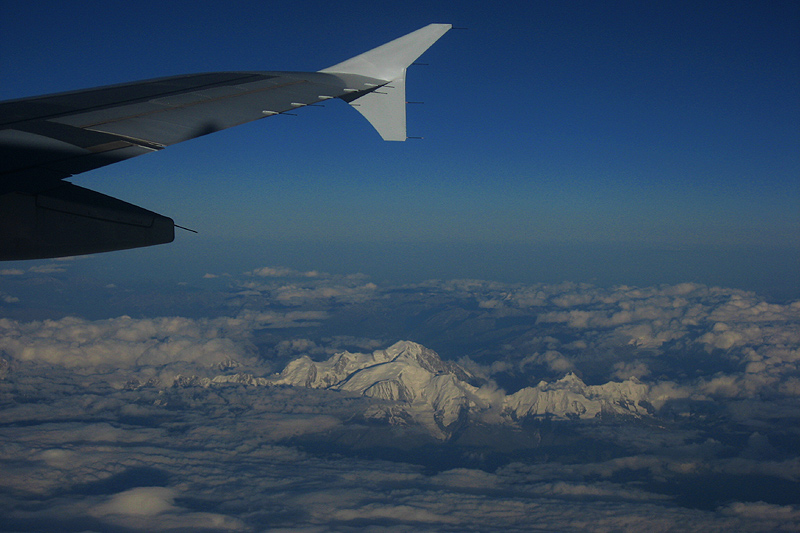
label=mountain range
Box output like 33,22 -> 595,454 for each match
273,341 -> 652,439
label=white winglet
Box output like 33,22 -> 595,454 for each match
320,24 -> 451,141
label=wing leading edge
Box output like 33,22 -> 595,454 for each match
0,24 -> 451,260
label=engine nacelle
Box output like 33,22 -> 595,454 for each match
0,183 -> 174,260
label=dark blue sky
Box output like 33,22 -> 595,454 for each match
1,0 -> 798,297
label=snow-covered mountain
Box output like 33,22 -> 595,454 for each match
274,341 -> 488,438
503,373 -> 651,420
274,341 -> 652,439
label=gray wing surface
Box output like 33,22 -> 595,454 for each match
0,24 -> 450,260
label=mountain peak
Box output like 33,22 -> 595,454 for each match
382,340 -> 449,375
274,341 -> 478,439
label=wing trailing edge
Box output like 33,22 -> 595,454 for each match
0,183 -> 174,260
320,24 -> 451,141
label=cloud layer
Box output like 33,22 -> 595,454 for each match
1,266 -> 799,531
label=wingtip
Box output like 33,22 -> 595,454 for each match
320,24 -> 452,141
319,23 -> 452,81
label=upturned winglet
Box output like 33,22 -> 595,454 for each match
320,24 -> 451,141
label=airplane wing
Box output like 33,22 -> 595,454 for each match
0,24 -> 451,261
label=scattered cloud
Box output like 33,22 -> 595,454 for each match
27,263 -> 67,274
247,266 -> 320,278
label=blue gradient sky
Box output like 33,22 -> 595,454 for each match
1,1 -> 798,297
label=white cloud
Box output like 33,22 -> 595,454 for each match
89,487 -> 248,530
612,360 -> 651,380
721,501 -> 800,522
520,349 -> 575,373
92,487 -> 177,516
248,265 -> 320,278
533,480 -> 671,501
0,315 -> 256,369
27,263 -> 67,274
430,468 -> 500,489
